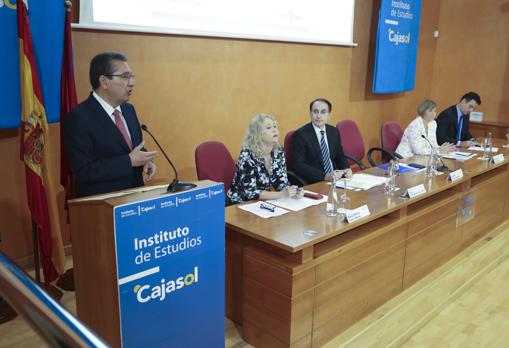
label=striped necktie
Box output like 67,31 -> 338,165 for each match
320,130 -> 333,173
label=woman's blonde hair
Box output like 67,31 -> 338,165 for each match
243,113 -> 281,158
417,99 -> 437,117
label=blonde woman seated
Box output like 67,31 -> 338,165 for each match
396,100 -> 456,158
226,113 -> 304,205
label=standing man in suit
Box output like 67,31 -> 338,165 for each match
63,52 -> 158,198
292,98 -> 352,184
436,92 -> 482,147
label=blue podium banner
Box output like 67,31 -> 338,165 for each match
0,1 -> 64,129
113,184 -> 225,347
372,0 -> 422,94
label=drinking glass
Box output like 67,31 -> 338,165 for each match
339,178 -> 350,208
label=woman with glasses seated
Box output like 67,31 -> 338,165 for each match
226,113 -> 303,205
396,100 -> 456,158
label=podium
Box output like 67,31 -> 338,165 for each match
68,180 -> 225,347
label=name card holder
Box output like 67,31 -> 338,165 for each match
491,154 -> 505,165
400,184 -> 426,199
469,111 -> 483,122
448,169 -> 464,182
345,204 -> 370,223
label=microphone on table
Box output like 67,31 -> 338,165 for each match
421,134 -> 449,172
141,124 -> 197,193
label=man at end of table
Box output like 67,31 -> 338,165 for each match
436,91 -> 481,148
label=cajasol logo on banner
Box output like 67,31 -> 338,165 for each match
372,0 -> 422,93
114,184 -> 225,347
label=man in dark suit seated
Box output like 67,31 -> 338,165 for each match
436,92 -> 482,148
63,51 -> 158,198
292,98 -> 352,184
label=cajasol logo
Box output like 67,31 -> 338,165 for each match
388,28 -> 411,45
133,266 -> 199,303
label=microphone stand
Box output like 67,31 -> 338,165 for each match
141,125 -> 197,193
421,134 -> 449,172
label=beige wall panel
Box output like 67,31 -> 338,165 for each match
430,0 -> 509,121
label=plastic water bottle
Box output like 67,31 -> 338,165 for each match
384,160 -> 396,195
426,152 -> 437,178
487,132 -> 493,159
326,176 -> 338,217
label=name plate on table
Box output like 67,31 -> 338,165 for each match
470,111 -> 483,122
345,204 -> 370,223
448,169 -> 464,182
491,154 -> 505,164
401,184 -> 426,199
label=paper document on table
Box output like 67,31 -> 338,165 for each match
378,163 -> 422,173
267,191 -> 327,211
238,202 -> 290,218
441,152 -> 476,161
336,173 -> 388,191
468,146 -> 498,153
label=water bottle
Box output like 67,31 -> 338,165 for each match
487,132 -> 493,159
426,152 -> 437,178
326,176 -> 339,217
384,160 -> 396,195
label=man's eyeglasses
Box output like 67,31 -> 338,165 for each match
104,73 -> 135,82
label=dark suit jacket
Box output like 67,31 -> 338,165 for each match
63,94 -> 144,197
436,105 -> 473,145
291,123 -> 348,184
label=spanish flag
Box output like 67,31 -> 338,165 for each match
18,0 -> 65,283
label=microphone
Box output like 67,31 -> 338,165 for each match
141,124 -> 197,193
420,134 -> 449,172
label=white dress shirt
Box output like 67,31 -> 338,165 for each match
92,91 -> 132,141
312,123 -> 330,149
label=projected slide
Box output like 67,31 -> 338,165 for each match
78,0 -> 356,46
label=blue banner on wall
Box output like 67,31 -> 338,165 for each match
0,1 -> 64,129
372,0 -> 422,94
113,184 -> 225,347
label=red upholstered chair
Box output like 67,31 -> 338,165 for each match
367,121 -> 404,166
336,120 -> 367,171
284,131 -> 308,186
284,130 -> 295,171
381,121 -> 403,154
195,141 -> 236,192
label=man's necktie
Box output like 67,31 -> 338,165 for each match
113,109 -> 132,150
457,115 -> 464,143
320,130 -> 333,173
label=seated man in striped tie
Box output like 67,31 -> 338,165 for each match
436,91 -> 481,148
291,98 -> 352,184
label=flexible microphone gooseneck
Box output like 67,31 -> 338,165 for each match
421,134 -> 449,172
141,124 -> 197,193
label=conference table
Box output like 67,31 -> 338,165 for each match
225,141 -> 509,348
